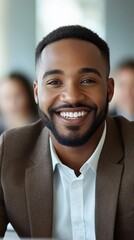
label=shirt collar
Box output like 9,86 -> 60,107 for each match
50,122 -> 106,174
49,137 -> 61,172
80,122 -> 106,174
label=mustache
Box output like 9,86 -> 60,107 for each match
48,102 -> 97,115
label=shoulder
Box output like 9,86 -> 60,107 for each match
0,119 -> 48,155
0,120 -> 50,169
3,119 -> 44,139
107,115 -> 134,132
112,115 -> 134,136
107,115 -> 134,154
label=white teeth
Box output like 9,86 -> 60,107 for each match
60,111 -> 87,119
70,112 -> 73,118
74,112 -> 78,118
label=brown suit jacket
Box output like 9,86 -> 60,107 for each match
0,116 -> 134,239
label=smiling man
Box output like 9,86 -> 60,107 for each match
0,26 -> 134,240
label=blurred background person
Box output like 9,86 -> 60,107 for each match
110,59 -> 134,121
0,72 -> 38,132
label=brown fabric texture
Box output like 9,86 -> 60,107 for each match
0,116 -> 134,239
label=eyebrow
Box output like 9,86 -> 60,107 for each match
42,67 -> 102,79
78,68 -> 102,78
42,69 -> 63,79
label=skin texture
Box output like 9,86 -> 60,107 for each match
34,39 -> 114,175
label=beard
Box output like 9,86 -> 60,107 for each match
39,99 -> 108,147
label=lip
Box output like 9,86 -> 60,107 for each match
56,108 -> 93,126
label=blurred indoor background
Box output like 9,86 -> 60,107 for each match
0,0 -> 134,238
0,0 -> 134,79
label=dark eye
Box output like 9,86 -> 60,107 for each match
46,79 -> 62,87
81,78 -> 96,84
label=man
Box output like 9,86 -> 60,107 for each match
0,26 -> 134,240
110,59 -> 134,121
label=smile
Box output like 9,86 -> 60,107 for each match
60,111 -> 88,119
55,107 -> 92,125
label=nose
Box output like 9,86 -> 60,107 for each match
60,82 -> 85,104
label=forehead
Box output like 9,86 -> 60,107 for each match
38,39 -> 108,78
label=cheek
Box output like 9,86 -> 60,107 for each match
88,85 -> 107,106
38,86 -> 57,113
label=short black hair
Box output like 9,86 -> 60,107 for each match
117,58 -> 134,70
35,25 -> 110,75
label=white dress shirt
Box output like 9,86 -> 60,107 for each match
50,123 -> 106,240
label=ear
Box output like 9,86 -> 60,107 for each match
33,80 -> 38,104
107,78 -> 114,103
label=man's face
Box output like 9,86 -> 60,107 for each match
34,39 -> 114,147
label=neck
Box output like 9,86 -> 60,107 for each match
50,122 -> 105,173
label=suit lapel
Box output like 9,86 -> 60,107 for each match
25,127 -> 53,238
95,117 -> 124,240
